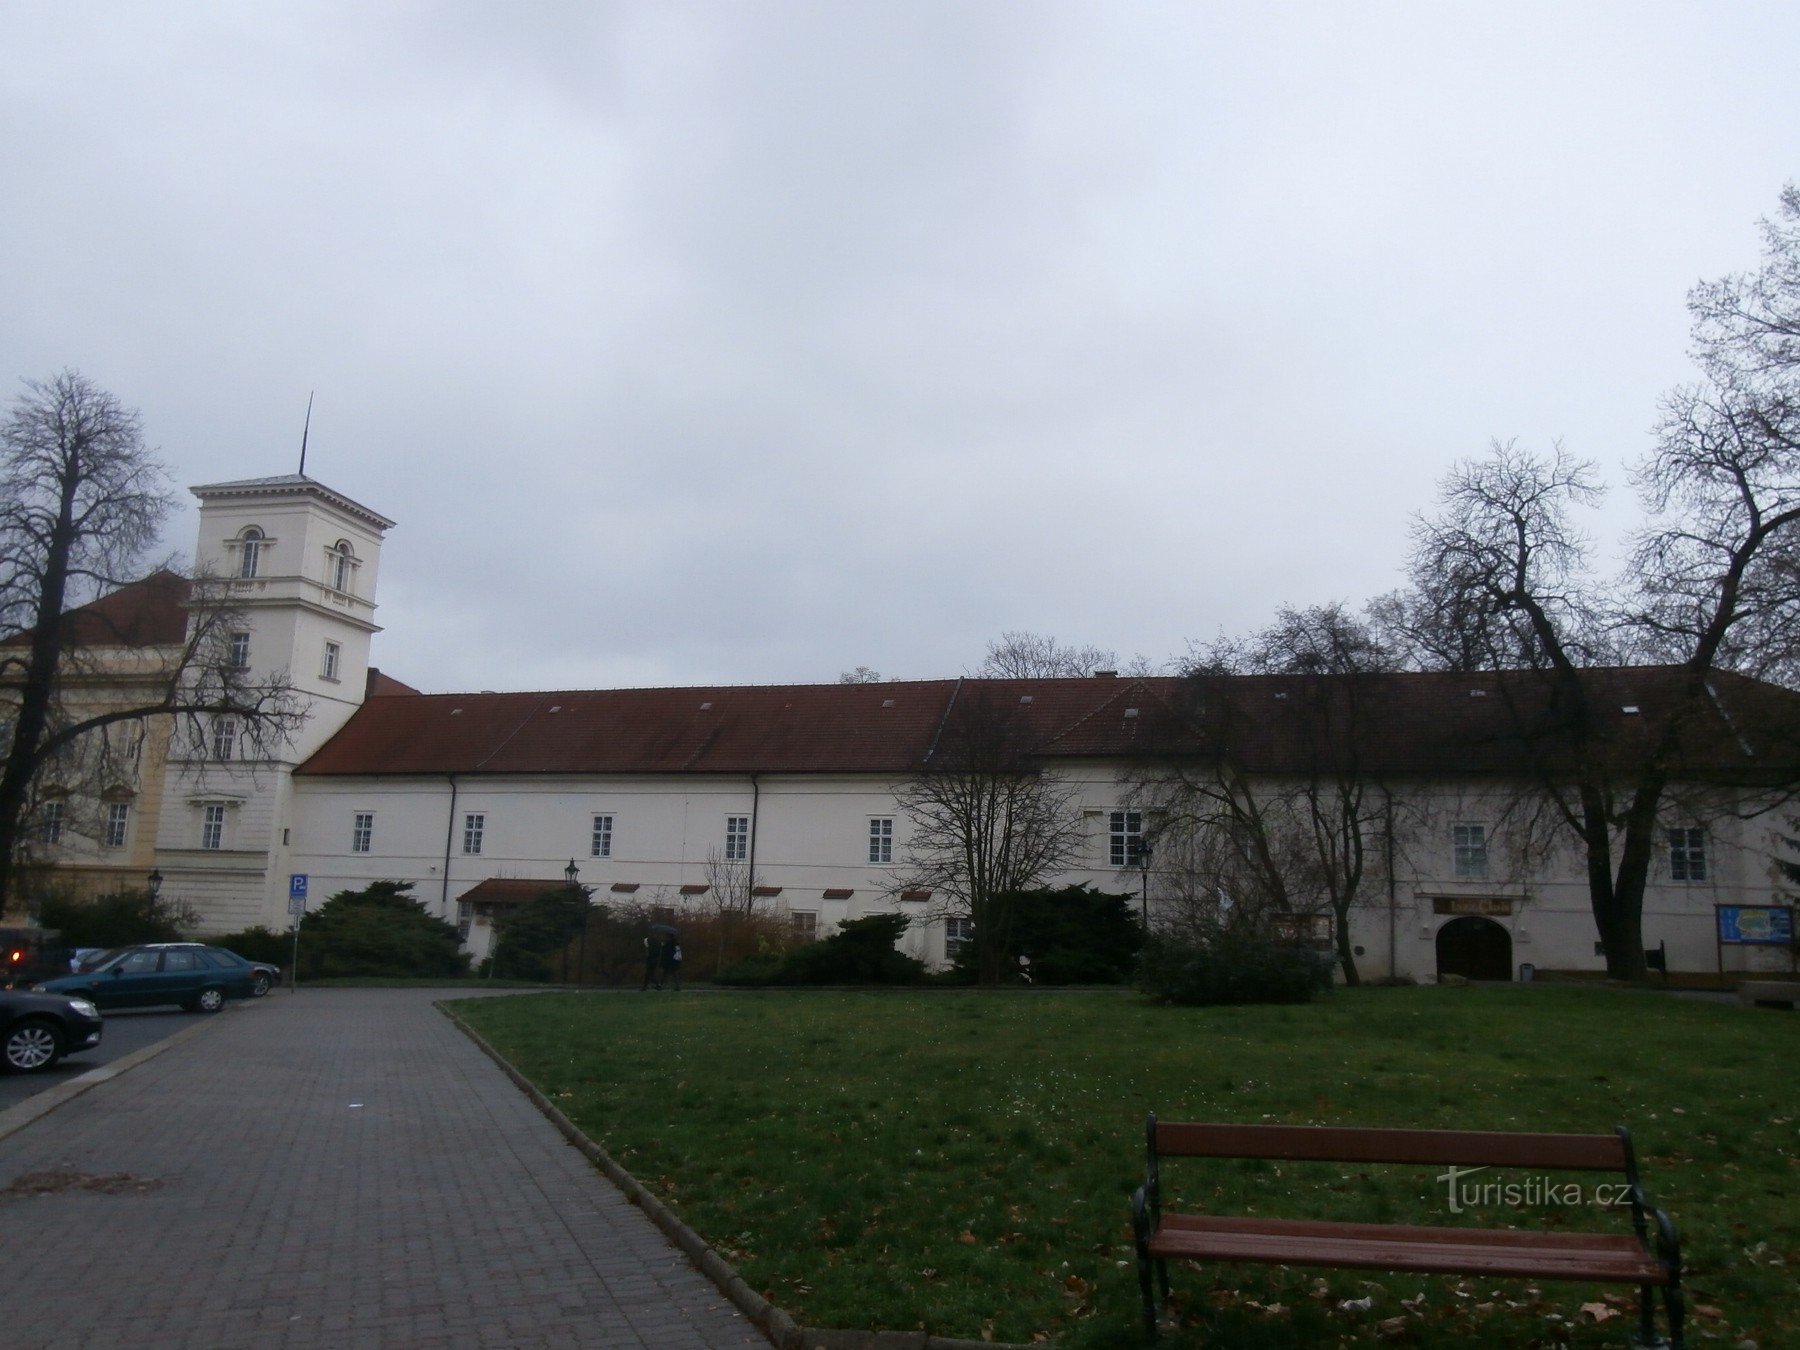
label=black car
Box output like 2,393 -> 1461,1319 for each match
0,987 -> 104,1072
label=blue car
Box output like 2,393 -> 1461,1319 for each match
38,944 -> 257,1013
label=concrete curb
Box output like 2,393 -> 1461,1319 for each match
0,1015 -> 220,1144
440,1003 -> 1034,1350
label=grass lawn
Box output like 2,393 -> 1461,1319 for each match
449,987 -> 1797,1347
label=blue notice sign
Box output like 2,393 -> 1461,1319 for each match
1717,905 -> 1795,946
289,874 -> 309,900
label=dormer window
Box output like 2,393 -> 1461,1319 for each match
239,527 -> 265,578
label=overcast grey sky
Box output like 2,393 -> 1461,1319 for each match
4,3 -> 1796,692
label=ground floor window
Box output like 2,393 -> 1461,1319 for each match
790,910 -> 818,941
945,917 -> 972,956
1668,827 -> 1707,881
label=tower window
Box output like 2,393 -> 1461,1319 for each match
329,539 -> 356,593
322,641 -> 341,681
211,717 -> 237,761
239,527 -> 264,579
105,802 -> 130,849
229,632 -> 250,669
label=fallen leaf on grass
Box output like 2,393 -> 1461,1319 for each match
958,1230 -> 978,1245
1580,1303 -> 1620,1323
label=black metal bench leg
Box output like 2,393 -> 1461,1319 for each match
1635,1284 -> 1658,1347
1663,1279 -> 1685,1350
1136,1246 -> 1159,1342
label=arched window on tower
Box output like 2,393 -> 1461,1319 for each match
329,539 -> 355,594
239,527 -> 265,579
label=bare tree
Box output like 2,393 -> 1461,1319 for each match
897,682 -> 1085,984
1404,192 -> 1800,977
0,372 -> 305,911
1135,605 -> 1392,984
838,665 -> 883,684
976,631 -> 1119,679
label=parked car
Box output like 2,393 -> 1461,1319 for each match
140,943 -> 281,996
37,944 -> 257,1013
0,987 -> 103,1072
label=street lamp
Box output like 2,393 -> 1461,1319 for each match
1135,839 -> 1153,934
146,868 -> 163,899
564,860 -> 582,986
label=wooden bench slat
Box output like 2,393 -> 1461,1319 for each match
1154,1122 -> 1627,1171
1158,1213 -> 1643,1253
1147,1216 -> 1668,1284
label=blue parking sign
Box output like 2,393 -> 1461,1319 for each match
289,874 -> 308,900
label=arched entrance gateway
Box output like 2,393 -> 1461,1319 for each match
1435,916 -> 1513,982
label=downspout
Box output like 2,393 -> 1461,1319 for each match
441,773 -> 459,920
746,772 -> 761,911
1382,782 -> 1397,980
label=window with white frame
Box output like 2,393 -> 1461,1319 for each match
239,527 -> 264,578
1668,828 -> 1707,882
1110,810 -> 1144,867
352,812 -> 373,853
104,802 -> 130,849
945,917 -> 973,955
229,632 -> 250,669
457,901 -> 472,940
790,910 -> 818,941
211,717 -> 237,761
201,804 -> 226,850
725,815 -> 749,862
1452,824 -> 1488,880
39,800 -> 64,845
591,814 -> 614,858
329,540 -> 354,593
322,641 -> 341,681
463,813 -> 485,855
868,817 -> 893,864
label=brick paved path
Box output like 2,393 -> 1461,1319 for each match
0,988 -> 769,1349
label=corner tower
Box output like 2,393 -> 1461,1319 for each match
154,475 -> 394,931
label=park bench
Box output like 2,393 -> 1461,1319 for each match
1130,1115 -> 1684,1346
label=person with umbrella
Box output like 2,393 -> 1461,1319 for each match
644,923 -> 679,991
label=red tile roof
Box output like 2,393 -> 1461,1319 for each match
1,570 -> 191,649
296,668 -> 1800,781
456,877 -> 566,907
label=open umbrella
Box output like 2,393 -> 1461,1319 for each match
647,923 -> 680,938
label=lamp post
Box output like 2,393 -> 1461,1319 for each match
146,868 -> 163,931
564,859 -> 582,985
1135,839 -> 1153,935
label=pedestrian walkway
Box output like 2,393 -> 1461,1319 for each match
0,987 -> 770,1349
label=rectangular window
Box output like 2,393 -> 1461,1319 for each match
725,815 -> 749,862
868,817 -> 893,864
201,804 -> 225,850
105,802 -> 130,849
463,813 -> 485,855
1110,810 -> 1145,867
457,901 -> 472,941
322,641 -> 341,681
229,632 -> 250,669
39,800 -> 64,845
1669,828 -> 1707,882
352,812 -> 373,854
945,917 -> 973,955
790,911 -> 818,941
211,717 -> 237,761
590,814 -> 613,858
1453,824 -> 1488,880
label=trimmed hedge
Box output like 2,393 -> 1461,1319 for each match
1139,929 -> 1334,1005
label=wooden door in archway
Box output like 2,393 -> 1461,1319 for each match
1436,916 -> 1513,981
